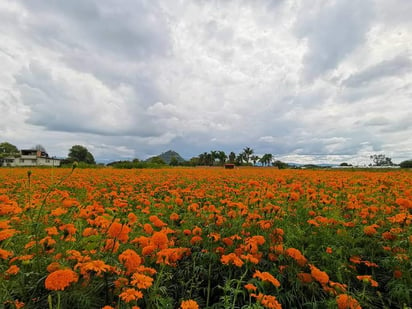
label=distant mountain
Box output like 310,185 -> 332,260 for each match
146,150 -> 186,164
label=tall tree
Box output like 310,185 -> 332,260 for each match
259,153 -> 273,166
210,150 -> 218,166
228,152 -> 236,164
235,153 -> 245,166
68,145 -> 96,164
370,154 -> 393,166
216,151 -> 227,165
250,155 -> 260,166
198,152 -> 207,166
0,142 -> 19,158
242,147 -> 254,164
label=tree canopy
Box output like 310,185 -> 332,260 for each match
399,160 -> 412,168
68,145 -> 96,164
0,142 -> 19,158
370,154 -> 394,166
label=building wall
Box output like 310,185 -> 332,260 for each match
1,156 -> 61,167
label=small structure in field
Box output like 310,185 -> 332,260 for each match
224,163 -> 235,169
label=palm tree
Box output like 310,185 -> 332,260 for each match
259,153 -> 273,166
243,147 -> 254,164
210,151 -> 218,166
250,155 -> 260,166
228,152 -> 236,164
216,151 -> 227,165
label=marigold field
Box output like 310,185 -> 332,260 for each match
0,167 -> 411,309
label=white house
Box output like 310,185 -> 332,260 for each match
0,149 -> 61,167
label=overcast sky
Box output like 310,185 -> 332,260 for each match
1,0 -> 411,164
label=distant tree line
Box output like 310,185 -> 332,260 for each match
2,141 -> 412,169
183,147 -> 289,168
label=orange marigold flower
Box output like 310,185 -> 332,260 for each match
142,245 -> 156,256
47,262 -> 62,273
349,256 -> 361,264
143,223 -> 153,234
151,231 -> 169,249
131,235 -> 150,247
76,260 -> 111,276
285,248 -> 307,266
221,253 -> 244,267
222,237 -> 234,247
131,272 -> 154,289
135,265 -> 157,276
252,293 -> 282,309
190,235 -> 203,245
241,254 -> 260,264
244,283 -> 257,291
0,229 -> 17,241
192,226 -> 202,236
119,288 -> 143,303
364,225 -> 379,236
118,249 -> 142,274
309,264 -> 329,285
149,215 -> 167,228
0,248 -> 13,259
45,226 -> 59,236
170,212 -> 180,221
45,269 -> 78,291
329,281 -> 347,294
6,265 -> 20,275
156,248 -> 190,266
336,294 -> 361,309
356,275 -> 378,287
13,300 -> 25,309
180,299 -> 199,309
59,223 -> 77,235
103,238 -> 120,253
128,212 -> 138,224
82,227 -> 98,237
297,272 -> 313,284
326,247 -> 333,254
107,222 -> 130,243
114,277 -> 129,289
393,270 -> 402,278
51,207 -> 67,216
253,270 -> 281,288
208,232 -> 221,242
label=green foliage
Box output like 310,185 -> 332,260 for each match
67,145 -> 96,164
272,160 -> 289,169
148,156 -> 166,165
259,154 -> 273,166
0,142 -> 19,158
169,156 -> 180,166
399,160 -> 412,168
370,154 -> 393,166
107,160 -> 168,169
242,147 -> 254,164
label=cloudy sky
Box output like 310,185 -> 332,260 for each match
1,0 -> 411,164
